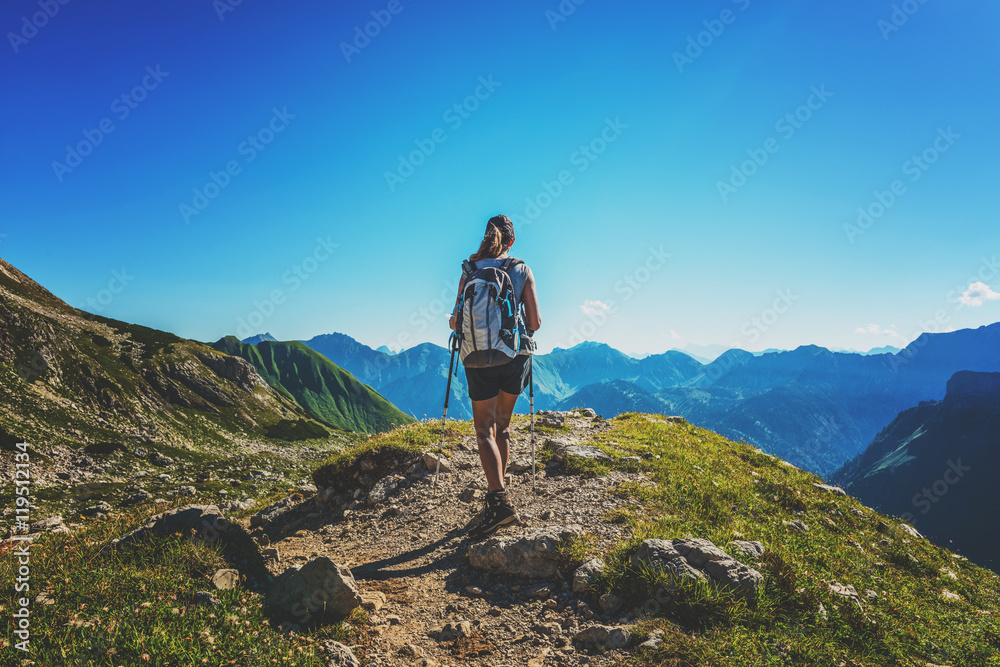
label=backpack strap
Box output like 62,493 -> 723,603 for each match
462,259 -> 475,278
500,257 -> 523,274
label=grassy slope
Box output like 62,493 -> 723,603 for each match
317,414 -> 1000,666
8,414 -> 998,665
213,337 -> 414,434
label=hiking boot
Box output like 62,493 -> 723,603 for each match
467,490 -> 520,541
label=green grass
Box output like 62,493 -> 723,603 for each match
0,508 -> 359,665
571,413 -> 1000,666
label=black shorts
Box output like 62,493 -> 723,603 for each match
465,354 -> 532,402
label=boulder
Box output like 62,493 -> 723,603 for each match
319,640 -> 361,667
211,569 -> 240,590
369,475 -> 404,505
250,496 -> 298,529
729,540 -> 766,559
574,625 -> 631,649
120,491 -> 153,507
578,408 -> 597,418
468,525 -> 582,579
631,539 -> 706,585
573,558 -> 606,593
423,452 -> 452,473
784,520 -> 809,533
29,515 -> 69,534
813,483 -> 847,496
81,501 -> 112,517
536,411 -> 567,428
267,557 -> 362,626
899,523 -> 923,538
149,453 -> 174,467
632,537 -> 764,599
99,504 -> 228,555
704,557 -> 765,598
545,438 -> 611,463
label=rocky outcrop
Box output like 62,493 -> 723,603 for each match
468,525 -> 583,579
632,537 -> 764,599
99,504 -> 229,555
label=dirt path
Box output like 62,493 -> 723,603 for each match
247,415 -> 648,666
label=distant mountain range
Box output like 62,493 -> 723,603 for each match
241,332 -> 278,345
295,326 -> 1000,476
834,371 -> 1000,572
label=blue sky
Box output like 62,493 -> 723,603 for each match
2,0 -> 999,355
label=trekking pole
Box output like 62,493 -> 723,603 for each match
529,355 -> 536,495
434,333 -> 459,496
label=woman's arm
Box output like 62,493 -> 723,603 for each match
448,276 -> 466,331
521,272 -> 541,332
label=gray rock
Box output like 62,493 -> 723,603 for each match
813,483 -> 847,496
899,523 -> 922,538
573,558 -> 606,593
99,504 -> 228,555
211,569 -> 240,590
369,475 -> 405,505
729,540 -> 766,559
29,515 -> 69,534
192,591 -> 221,607
703,557 -> 764,598
422,452 -> 452,473
784,520 -> 809,533
121,491 -> 153,507
599,593 -> 622,613
81,501 -> 112,517
250,496 -> 298,529
537,412 -> 567,428
631,539 -> 706,585
267,557 -> 362,625
545,438 -> 611,463
578,408 -> 597,418
673,538 -> 731,568
150,453 -> 174,467
468,525 -> 583,579
174,485 -> 196,496
574,625 -> 631,649
298,484 -> 318,497
319,640 -> 361,667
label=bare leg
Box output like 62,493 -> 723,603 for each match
494,389 -> 519,480
472,397 -> 503,492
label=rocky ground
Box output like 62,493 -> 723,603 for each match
239,412 -> 656,666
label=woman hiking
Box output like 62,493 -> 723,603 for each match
449,214 -> 542,541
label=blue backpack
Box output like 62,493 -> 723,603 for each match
456,257 -> 522,368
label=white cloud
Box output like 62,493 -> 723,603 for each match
959,281 -> 1000,307
580,300 -> 612,316
855,323 -> 904,340
670,330 -> 682,340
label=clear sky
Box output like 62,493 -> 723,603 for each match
2,0 -> 999,355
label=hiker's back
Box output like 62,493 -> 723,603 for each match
457,256 -> 534,368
